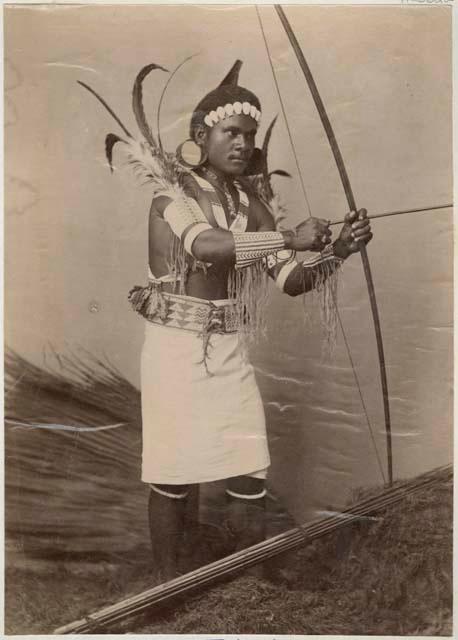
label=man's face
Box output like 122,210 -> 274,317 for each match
202,114 -> 257,177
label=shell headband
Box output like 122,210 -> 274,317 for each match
204,101 -> 262,128
190,60 -> 262,135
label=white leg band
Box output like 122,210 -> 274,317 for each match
226,488 -> 267,500
149,484 -> 189,500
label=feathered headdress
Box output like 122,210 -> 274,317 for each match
78,58 -> 288,207
78,62 -> 189,198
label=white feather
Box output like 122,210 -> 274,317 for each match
123,138 -> 185,198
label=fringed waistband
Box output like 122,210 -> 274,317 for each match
128,282 -> 239,334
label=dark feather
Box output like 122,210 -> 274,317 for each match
261,116 -> 279,200
269,169 -> 292,178
156,54 -> 197,153
218,59 -> 242,87
261,115 -> 278,160
132,63 -> 168,149
77,80 -> 132,138
243,148 -> 264,176
105,134 -> 126,173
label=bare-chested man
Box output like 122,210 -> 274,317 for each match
133,60 -> 372,581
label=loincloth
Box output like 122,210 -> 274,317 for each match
140,295 -> 270,484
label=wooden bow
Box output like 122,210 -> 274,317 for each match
272,6 -> 393,484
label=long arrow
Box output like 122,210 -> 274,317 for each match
274,5 -> 394,484
330,203 -> 453,226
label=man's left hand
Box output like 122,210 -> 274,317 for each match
334,208 -> 373,259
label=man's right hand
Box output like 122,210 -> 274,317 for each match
282,217 -> 332,252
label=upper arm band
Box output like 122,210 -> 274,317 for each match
163,198 -> 212,256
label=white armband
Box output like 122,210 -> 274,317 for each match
163,197 -> 212,256
266,249 -> 295,270
302,243 -> 345,268
275,245 -> 344,292
233,231 -> 285,269
183,223 -> 213,254
276,260 -> 299,291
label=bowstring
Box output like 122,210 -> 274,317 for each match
256,5 -> 313,219
255,5 -> 386,485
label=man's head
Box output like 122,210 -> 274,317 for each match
189,60 -> 262,176
194,113 -> 257,176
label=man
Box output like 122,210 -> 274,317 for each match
131,60 -> 372,581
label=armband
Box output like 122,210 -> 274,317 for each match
233,231 -> 285,269
302,242 -> 345,269
275,244 -> 344,293
183,223 -> 213,254
276,259 -> 299,291
163,198 -> 212,256
266,249 -> 295,270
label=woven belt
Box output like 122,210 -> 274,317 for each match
128,283 -> 239,334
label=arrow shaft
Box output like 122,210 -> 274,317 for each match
330,203 -> 453,226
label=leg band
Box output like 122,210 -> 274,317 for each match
226,488 -> 266,500
150,483 -> 190,500
226,475 -> 266,500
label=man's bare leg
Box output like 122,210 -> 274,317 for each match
225,476 -> 266,552
148,483 -> 189,582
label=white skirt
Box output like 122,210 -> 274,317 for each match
141,321 -> 270,484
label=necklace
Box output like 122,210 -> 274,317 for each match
201,167 -> 238,220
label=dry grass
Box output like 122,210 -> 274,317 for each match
5,555 -> 157,635
133,475 -> 452,636
5,349 -> 148,558
4,472 -> 452,635
4,351 -> 453,635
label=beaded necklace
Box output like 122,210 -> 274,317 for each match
200,166 -> 238,220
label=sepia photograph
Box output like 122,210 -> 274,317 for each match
4,2 -> 453,635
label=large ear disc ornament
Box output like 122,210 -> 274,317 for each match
176,139 -> 207,169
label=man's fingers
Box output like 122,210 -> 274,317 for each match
345,210 -> 359,223
345,208 -> 367,223
352,224 -> 371,236
317,221 -> 332,235
353,232 -> 373,244
351,220 -> 371,232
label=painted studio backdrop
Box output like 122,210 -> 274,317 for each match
5,2 -> 452,626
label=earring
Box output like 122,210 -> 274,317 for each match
176,139 -> 208,169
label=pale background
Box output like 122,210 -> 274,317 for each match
5,4 -> 453,522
